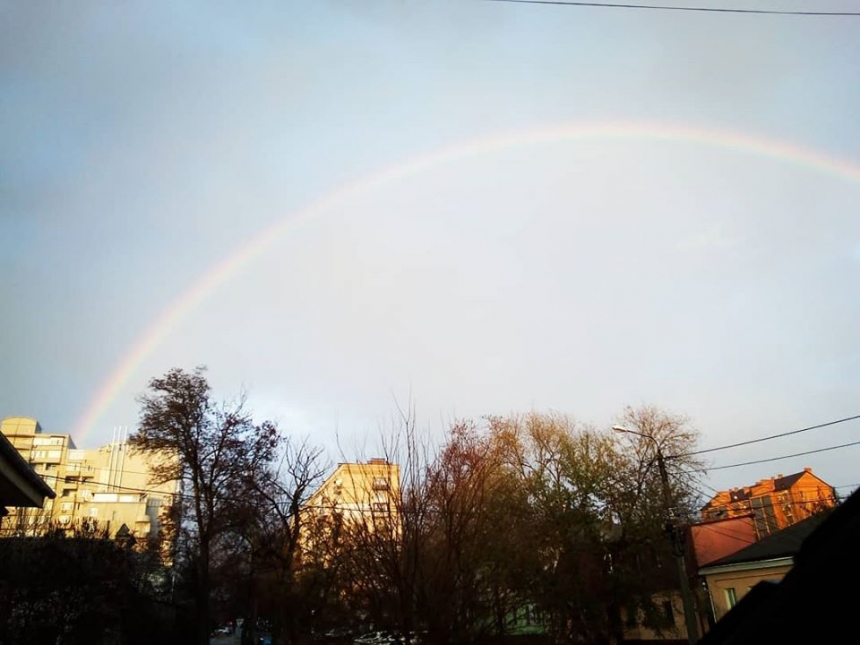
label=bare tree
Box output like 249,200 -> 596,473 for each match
243,437 -> 328,645
321,403 -> 435,639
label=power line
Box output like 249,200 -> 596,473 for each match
674,469 -> 721,494
483,0 -> 860,16
710,495 -> 840,509
48,476 -> 360,514
676,414 -> 860,458
703,439 -> 860,472
835,483 -> 860,490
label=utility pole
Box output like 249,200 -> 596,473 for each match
655,447 -> 700,644
613,426 -> 700,644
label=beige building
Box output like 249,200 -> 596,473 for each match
1,416 -> 178,542
303,458 -> 401,555
308,458 -> 400,523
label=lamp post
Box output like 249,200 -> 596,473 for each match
612,425 -> 700,644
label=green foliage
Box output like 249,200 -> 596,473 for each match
326,407 -> 704,645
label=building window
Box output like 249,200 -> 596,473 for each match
89,507 -> 99,518
372,477 -> 389,491
725,587 -> 738,608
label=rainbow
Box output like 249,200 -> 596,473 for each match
72,120 -> 860,445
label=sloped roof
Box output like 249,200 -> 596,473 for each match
772,472 -> 806,491
0,429 -> 56,507
698,487 -> 860,644
727,488 -> 750,503
703,513 -> 827,569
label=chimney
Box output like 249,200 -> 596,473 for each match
804,467 -> 812,473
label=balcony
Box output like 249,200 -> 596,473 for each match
371,477 -> 390,491
63,464 -> 95,480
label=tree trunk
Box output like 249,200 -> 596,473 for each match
197,548 -> 211,645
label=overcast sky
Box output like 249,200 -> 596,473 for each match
2,0 -> 860,496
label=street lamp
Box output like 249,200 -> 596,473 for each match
612,425 -> 700,644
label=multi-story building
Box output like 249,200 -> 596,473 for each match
300,458 -> 401,566
1,416 -> 178,542
306,458 -> 400,528
700,467 -> 835,540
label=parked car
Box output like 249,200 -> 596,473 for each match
354,631 -> 398,645
354,631 -> 421,645
323,628 -> 354,640
354,631 -> 386,645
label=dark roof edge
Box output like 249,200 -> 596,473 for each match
0,430 -> 55,499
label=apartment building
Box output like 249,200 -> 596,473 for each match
307,458 -> 400,524
300,458 -> 401,562
700,467 -> 835,539
1,416 -> 178,542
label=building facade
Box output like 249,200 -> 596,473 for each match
306,458 -> 400,527
299,458 -> 402,567
1,416 -> 178,542
700,468 -> 835,539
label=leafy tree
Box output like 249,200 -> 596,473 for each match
265,405 -> 703,645
417,421 -> 512,645
130,366 -> 281,645
487,408 -> 705,644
